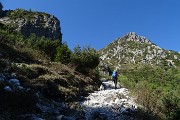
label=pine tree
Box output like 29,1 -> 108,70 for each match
0,2 -> 3,17
0,2 -> 3,10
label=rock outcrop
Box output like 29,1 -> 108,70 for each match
0,9 -> 62,41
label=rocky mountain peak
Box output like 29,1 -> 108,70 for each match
99,32 -> 180,70
121,32 -> 153,45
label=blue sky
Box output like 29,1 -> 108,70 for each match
1,0 -> 180,52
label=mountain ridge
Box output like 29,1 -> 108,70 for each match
99,32 -> 180,70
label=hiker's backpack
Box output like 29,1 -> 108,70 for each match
112,71 -> 117,78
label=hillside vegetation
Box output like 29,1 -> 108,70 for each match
1,4 -> 180,119
0,21 -> 100,119
99,32 -> 180,120
119,65 -> 180,120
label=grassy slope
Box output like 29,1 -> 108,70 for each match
0,22 -> 101,119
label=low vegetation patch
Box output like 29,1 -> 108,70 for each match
118,65 -> 180,120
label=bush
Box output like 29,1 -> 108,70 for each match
42,80 -> 65,101
55,43 -> 72,64
121,65 -> 180,119
71,45 -> 100,74
8,9 -> 35,20
0,24 -> 50,63
118,75 -> 134,89
27,34 -> 61,60
0,2 -> 3,17
161,91 -> 180,120
135,81 -> 160,115
0,2 -> 3,10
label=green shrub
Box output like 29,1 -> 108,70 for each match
120,65 -> 180,119
55,43 -> 72,64
71,45 -> 100,74
8,9 -> 36,20
27,33 -> 61,60
42,80 -> 65,101
0,2 -> 3,10
11,64 -> 37,79
0,2 -> 3,18
118,75 -> 134,89
161,91 -> 180,120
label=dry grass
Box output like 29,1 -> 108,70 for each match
13,62 -> 100,102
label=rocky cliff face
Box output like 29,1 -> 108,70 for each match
0,9 -> 62,41
99,32 -> 180,70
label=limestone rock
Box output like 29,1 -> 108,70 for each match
0,77 -> 4,82
81,80 -> 138,120
0,9 -> 62,41
99,32 -> 180,69
9,78 -> 20,86
4,86 -> 12,91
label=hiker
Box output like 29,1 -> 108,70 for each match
112,70 -> 118,89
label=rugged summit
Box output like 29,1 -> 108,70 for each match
99,32 -> 180,70
0,9 -> 62,41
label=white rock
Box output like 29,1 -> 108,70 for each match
114,98 -> 121,104
81,80 -> 138,119
0,78 -> 4,82
120,99 -> 127,102
55,115 -> 64,120
17,86 -> 24,90
99,84 -> 105,90
4,86 -> 12,91
9,79 -> 20,86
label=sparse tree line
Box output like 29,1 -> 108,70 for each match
0,2 -> 3,17
0,22 -> 100,77
0,1 -> 100,75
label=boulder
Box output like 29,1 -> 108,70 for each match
3,86 -> 12,91
9,78 -> 20,86
0,77 -> 4,82
36,102 -> 60,115
99,84 -> 105,90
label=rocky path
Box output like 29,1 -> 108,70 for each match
81,79 -> 138,120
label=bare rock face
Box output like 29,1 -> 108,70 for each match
125,32 -> 152,45
0,9 -> 62,41
18,15 -> 61,41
